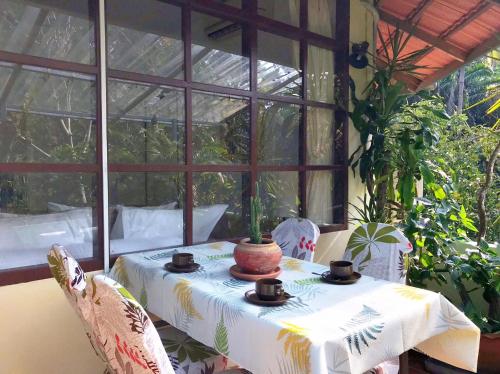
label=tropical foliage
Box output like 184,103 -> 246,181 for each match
348,28 -> 499,332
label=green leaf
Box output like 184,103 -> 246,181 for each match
376,235 -> 400,244
433,186 -> 446,200
214,314 -> 229,356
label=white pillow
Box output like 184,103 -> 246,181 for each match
110,202 -> 178,240
0,212 -> 19,218
121,206 -> 184,240
193,204 -> 228,242
0,209 -> 93,253
112,204 -> 228,243
48,202 -> 78,212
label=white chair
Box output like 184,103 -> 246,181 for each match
343,223 -> 413,374
271,218 -> 320,262
48,245 -> 247,374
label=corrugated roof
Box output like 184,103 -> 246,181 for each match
377,0 -> 500,91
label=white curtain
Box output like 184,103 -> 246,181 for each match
306,0 -> 337,224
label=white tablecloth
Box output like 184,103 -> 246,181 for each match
109,241 -> 479,374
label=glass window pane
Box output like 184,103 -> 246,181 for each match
0,64 -> 96,163
193,172 -> 250,242
107,79 -> 184,164
307,45 -> 334,103
257,101 -> 300,165
307,170 -> 344,225
108,172 -> 184,254
0,173 -> 97,270
307,107 -> 334,165
192,12 -> 249,89
258,0 -> 300,26
257,31 -> 301,97
193,91 -> 250,164
309,0 -> 336,38
106,0 -> 183,78
0,0 -> 95,64
258,171 -> 299,232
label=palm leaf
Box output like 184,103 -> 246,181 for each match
341,305 -> 385,355
174,279 -> 203,320
122,299 -> 148,334
277,322 -> 311,373
214,314 -> 229,355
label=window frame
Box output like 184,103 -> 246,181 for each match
0,0 -> 349,285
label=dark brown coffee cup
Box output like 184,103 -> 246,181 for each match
330,260 -> 353,279
255,278 -> 284,301
172,253 -> 194,268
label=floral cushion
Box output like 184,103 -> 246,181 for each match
343,223 -> 413,284
271,218 -> 320,262
48,247 -> 233,374
47,245 -> 109,367
89,274 -> 175,373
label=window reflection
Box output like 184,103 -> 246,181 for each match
258,172 -> 299,232
193,172 -> 250,241
0,0 -> 95,64
107,0 -> 183,78
0,173 -> 97,270
108,172 -> 184,254
257,31 -> 301,97
0,64 -> 96,163
192,92 -> 250,165
107,79 -> 184,164
257,101 -> 300,165
192,12 -> 249,89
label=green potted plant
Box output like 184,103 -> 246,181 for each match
233,183 -> 282,274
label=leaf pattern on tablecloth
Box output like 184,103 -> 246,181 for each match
282,258 -> 303,272
207,253 -> 234,261
112,256 -> 130,288
143,249 -> 178,261
293,277 -> 321,286
206,292 -> 243,327
393,285 -> 431,319
277,322 -> 311,374
214,314 -> 229,356
222,279 -> 247,289
341,305 -> 385,355
209,242 -> 224,250
174,279 -> 203,320
258,297 -> 310,318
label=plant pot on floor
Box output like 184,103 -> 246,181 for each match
233,238 -> 282,274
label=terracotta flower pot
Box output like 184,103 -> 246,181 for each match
233,238 -> 282,274
478,333 -> 500,373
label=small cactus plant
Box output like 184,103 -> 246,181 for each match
249,183 -> 263,244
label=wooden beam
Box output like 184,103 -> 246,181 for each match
439,0 -> 492,39
416,33 -> 500,91
378,9 -> 467,62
